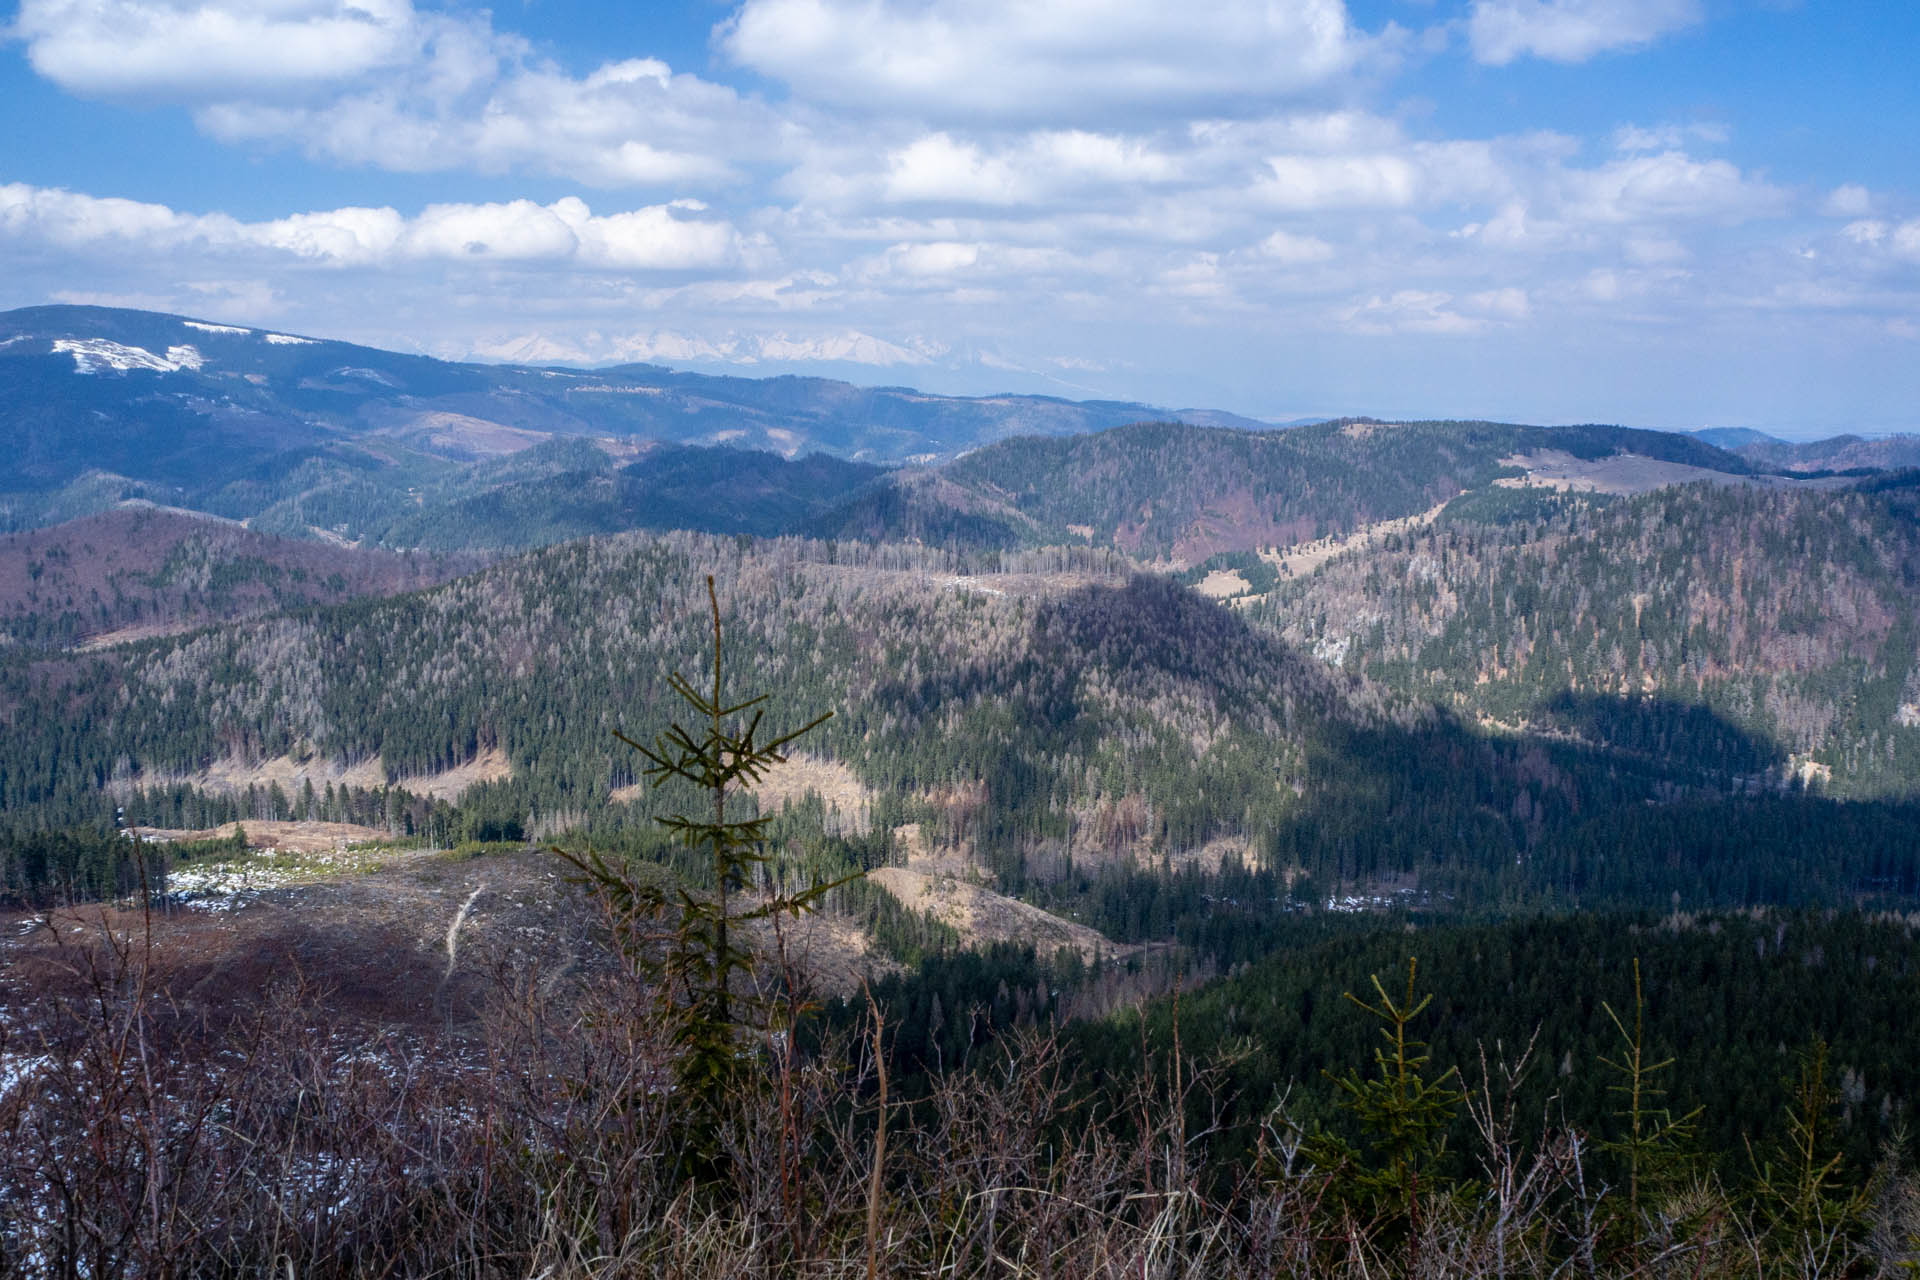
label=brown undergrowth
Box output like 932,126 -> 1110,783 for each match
4,896 -> 1918,1277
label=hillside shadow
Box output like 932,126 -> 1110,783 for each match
1530,688 -> 1788,781
858,574 -> 1911,915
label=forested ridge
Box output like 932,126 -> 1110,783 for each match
1083,909 -> 1920,1167
0,507 -> 485,649
1254,478 -> 1920,796
6,528 -> 1919,931
816,418 -> 1760,562
7,412 -> 1920,1272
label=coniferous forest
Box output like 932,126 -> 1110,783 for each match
4,351 -> 1920,1274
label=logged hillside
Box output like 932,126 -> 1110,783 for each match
1251,480 -> 1920,797
6,531 -> 1919,924
814,418 -> 1767,562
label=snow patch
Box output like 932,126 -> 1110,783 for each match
53,337 -> 202,374
1312,635 -> 1352,666
0,1052 -> 50,1102
940,574 -> 1006,598
184,320 -> 251,335
333,366 -> 398,386
265,333 -> 318,345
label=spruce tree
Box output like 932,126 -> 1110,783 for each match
554,575 -> 857,1167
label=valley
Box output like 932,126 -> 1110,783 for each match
6,307 -> 1920,1275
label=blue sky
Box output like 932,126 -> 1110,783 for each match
2,0 -> 1916,436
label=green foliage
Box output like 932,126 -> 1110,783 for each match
0,824 -> 158,905
1304,957 -> 1466,1230
1598,956 -> 1700,1216
1074,910 -> 1920,1179
10,529 -> 1920,923
1747,1039 -> 1873,1271
553,575 -> 857,1170
1172,550 -> 1281,595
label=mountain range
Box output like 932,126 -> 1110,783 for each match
7,304 -> 1920,926
0,304 -> 1267,536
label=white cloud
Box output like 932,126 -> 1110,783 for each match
1258,229 -> 1336,263
1469,0 -> 1703,66
13,0 -> 775,188
1612,121 -> 1729,153
866,129 -> 1188,208
1468,287 -> 1532,319
14,0 -> 421,98
883,135 -> 1030,205
1863,220 -> 1920,264
871,241 -> 984,278
467,327 -> 940,369
719,0 -> 1368,123
1256,154 -> 1422,210
1340,290 -> 1483,334
1156,254 -> 1231,299
1560,152 -> 1786,224
5,0 -> 1908,430
1823,184 -> 1874,217
0,183 -> 749,270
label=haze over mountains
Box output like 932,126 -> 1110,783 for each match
0,305 -> 1269,539
8,305 -> 1910,561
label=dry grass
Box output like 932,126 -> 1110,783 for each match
126,747 -> 514,805
129,819 -> 392,853
2,887 -> 1915,1279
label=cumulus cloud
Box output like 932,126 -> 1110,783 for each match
1469,0 -> 1703,65
1560,152 -> 1786,224
11,0 -> 776,187
14,0 -> 421,98
869,130 -> 1186,207
6,0 -> 1907,425
1612,121 -> 1729,153
467,327 -> 941,369
1468,286 -> 1531,319
1256,154 -> 1423,210
0,183 -> 750,269
1257,229 -> 1336,264
1842,219 -> 1920,264
719,0 -> 1369,123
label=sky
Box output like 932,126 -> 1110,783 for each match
1,0 -> 1917,437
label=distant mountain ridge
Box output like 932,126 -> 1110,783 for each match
5,304 -> 1907,563
0,303 -> 1269,487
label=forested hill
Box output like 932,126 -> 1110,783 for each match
7,530 -> 1919,921
1251,478 -> 1920,798
1083,908 -> 1920,1179
811,418 -> 1768,561
0,507 -> 485,650
1730,432 -> 1920,474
